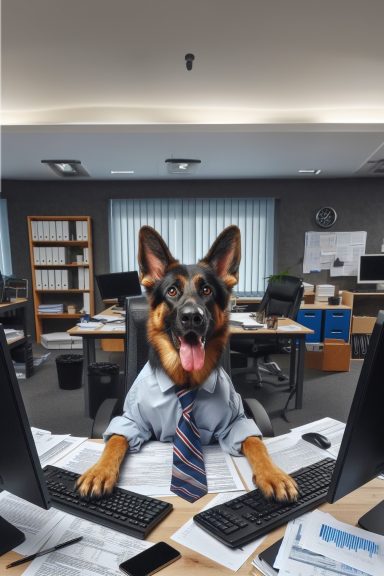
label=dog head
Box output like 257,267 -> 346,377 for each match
138,225 -> 241,386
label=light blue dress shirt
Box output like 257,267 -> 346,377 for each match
103,362 -> 261,456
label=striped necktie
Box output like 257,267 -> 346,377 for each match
170,386 -> 208,502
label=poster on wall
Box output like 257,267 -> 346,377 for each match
303,231 -> 367,276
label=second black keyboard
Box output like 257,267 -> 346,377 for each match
43,465 -> 173,539
193,458 -> 335,548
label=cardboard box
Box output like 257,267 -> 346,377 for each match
351,315 -> 376,334
305,338 -> 351,372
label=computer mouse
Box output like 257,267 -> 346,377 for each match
301,432 -> 331,450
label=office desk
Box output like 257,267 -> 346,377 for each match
2,476 -> 384,575
231,318 -> 313,410
0,298 -> 32,377
69,313 -> 312,416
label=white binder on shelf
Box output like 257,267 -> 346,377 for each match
31,221 -> 38,240
58,247 -> 66,264
35,269 -> 42,290
54,269 -> 62,289
82,221 -> 88,240
43,221 -> 50,241
83,292 -> 90,314
52,247 -> 59,265
37,221 -> 44,240
48,269 -> 55,290
62,221 -> 69,240
33,247 -> 40,265
61,270 -> 69,290
76,221 -> 83,240
77,267 -> 85,289
49,221 -> 56,240
45,246 -> 53,265
55,220 -> 63,241
41,270 -> 49,290
83,247 -> 88,263
84,268 -> 90,290
39,247 -> 46,265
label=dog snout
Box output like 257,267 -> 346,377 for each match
179,303 -> 205,331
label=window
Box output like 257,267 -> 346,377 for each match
0,199 -> 12,276
109,198 -> 275,295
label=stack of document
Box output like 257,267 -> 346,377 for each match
41,332 -> 82,350
38,303 -> 64,314
315,284 -> 335,302
253,510 -> 384,576
303,282 -> 314,293
229,312 -> 264,329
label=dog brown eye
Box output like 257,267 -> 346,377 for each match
167,286 -> 178,297
202,285 -> 212,296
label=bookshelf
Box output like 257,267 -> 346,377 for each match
27,216 -> 95,343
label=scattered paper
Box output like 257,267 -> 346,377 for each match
172,491 -> 264,571
0,492 -> 66,556
22,514 -> 154,576
32,428 -> 87,467
54,440 -> 245,496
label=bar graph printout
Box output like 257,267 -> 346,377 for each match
300,510 -> 384,576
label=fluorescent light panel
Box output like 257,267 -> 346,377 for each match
41,160 -> 89,177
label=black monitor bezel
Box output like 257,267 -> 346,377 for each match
95,270 -> 141,301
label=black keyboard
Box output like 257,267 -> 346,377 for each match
193,458 -> 335,548
43,465 -> 173,539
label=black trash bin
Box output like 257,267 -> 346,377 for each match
56,354 -> 83,390
88,362 -> 122,418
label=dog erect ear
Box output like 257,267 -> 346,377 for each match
138,226 -> 178,288
199,225 -> 241,288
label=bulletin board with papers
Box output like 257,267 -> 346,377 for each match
303,231 -> 367,276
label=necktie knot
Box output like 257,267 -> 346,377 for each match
176,387 -> 197,414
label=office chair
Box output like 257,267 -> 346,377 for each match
231,275 -> 304,387
92,295 -> 274,438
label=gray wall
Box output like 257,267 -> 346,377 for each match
2,178 -> 383,336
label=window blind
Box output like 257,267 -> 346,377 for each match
0,199 -> 12,276
109,198 -> 275,294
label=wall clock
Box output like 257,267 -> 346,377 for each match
315,206 -> 337,229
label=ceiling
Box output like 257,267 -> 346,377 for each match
2,0 -> 384,181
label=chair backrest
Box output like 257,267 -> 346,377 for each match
124,295 -> 232,393
259,275 -> 304,319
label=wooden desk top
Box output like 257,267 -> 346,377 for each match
0,297 -> 28,310
67,306 -> 125,337
2,476 -> 383,575
230,317 -> 314,336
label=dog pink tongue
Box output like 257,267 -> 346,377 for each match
179,337 -> 205,372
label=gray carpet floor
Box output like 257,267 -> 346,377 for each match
18,345 -> 362,439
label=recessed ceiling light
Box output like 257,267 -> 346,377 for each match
110,170 -> 135,174
298,169 -> 322,175
41,159 -> 89,177
165,158 -> 201,174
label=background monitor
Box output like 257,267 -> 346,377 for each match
327,310 -> 384,535
96,271 -> 141,306
0,325 -> 51,555
358,254 -> 384,285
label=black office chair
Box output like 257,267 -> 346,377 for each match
231,275 -> 304,386
92,295 -> 274,438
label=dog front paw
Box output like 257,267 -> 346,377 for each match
253,467 -> 298,502
76,464 -> 119,498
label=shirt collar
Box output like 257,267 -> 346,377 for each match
156,367 -> 218,394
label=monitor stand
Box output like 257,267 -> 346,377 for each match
358,500 -> 384,535
0,515 -> 25,556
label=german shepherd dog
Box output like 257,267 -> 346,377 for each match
77,225 -> 297,502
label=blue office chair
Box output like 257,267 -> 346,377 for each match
92,295 -> 274,438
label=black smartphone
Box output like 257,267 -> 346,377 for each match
119,542 -> 181,576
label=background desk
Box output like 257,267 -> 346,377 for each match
2,475 -> 383,575
69,314 -> 313,416
0,298 -> 32,378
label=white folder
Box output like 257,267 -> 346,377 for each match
62,221 -> 69,241
55,221 -> 63,241
78,267 -> 85,289
48,269 -> 55,289
52,247 -> 59,264
61,270 -> 69,289
54,269 -> 62,289
76,221 -> 83,240
45,246 -> 53,265
35,269 -> 42,289
49,221 -> 56,240
37,221 -> 44,240
39,247 -> 46,265
41,270 -> 49,290
33,247 -> 40,264
82,221 -> 88,240
31,221 -> 38,240
83,292 -> 90,314
58,247 -> 66,264
84,268 -> 90,290
43,221 -> 50,241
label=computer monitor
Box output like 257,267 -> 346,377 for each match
96,271 -> 141,307
327,310 -> 384,535
357,254 -> 384,286
0,325 -> 51,555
